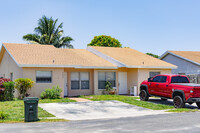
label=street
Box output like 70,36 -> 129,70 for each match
0,112 -> 200,133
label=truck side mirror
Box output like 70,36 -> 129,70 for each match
148,77 -> 153,82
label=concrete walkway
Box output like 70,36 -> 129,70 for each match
39,100 -> 171,121
68,97 -> 91,102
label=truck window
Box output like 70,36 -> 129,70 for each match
160,76 -> 167,83
152,76 -> 162,82
171,76 -> 189,83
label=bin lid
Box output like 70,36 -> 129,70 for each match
23,97 -> 39,102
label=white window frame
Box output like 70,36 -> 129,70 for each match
71,72 -> 90,90
98,72 -> 116,89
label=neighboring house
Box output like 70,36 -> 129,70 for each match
160,51 -> 200,75
0,43 -> 176,97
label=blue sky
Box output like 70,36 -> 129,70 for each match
0,0 -> 200,55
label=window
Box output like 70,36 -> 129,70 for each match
152,76 -> 167,83
160,76 -> 167,83
149,72 -> 160,78
71,72 -> 90,90
36,71 -> 52,83
171,76 -> 189,83
178,73 -> 186,75
10,73 -> 13,81
98,72 -> 116,89
152,76 -> 162,82
80,72 -> 89,89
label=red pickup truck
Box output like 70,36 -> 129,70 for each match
140,74 -> 200,108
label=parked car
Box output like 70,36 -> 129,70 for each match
140,74 -> 200,108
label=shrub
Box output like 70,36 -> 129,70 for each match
0,112 -> 8,120
105,81 -> 113,92
40,86 -> 62,99
0,89 -> 5,101
14,78 -> 34,99
3,81 -> 15,101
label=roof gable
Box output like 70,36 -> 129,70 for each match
160,50 -> 200,66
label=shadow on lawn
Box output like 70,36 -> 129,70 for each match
148,98 -> 198,109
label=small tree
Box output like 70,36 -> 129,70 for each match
88,35 -> 122,47
105,81 -> 113,92
14,78 -> 34,99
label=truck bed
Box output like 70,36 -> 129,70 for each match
172,83 -> 200,87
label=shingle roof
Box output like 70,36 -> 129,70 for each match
2,43 -> 116,68
90,46 -> 176,68
169,51 -> 200,65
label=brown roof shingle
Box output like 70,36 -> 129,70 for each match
2,43 -> 116,68
90,46 -> 176,68
169,51 -> 200,64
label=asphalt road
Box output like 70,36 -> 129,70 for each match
1,112 -> 200,133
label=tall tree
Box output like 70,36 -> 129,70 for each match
23,16 -> 73,48
88,35 -> 122,47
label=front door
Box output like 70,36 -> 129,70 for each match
64,72 -> 68,96
118,72 -> 128,94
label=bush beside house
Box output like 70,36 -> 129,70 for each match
14,78 -> 34,99
40,86 -> 62,99
2,81 -> 15,101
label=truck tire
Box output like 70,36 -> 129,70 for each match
173,96 -> 185,108
196,102 -> 200,109
161,98 -> 167,101
140,90 -> 149,101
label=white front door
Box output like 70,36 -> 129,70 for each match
118,72 -> 128,94
64,72 -> 68,96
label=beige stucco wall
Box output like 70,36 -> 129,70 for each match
22,68 -> 64,97
127,68 -> 138,92
0,50 -> 23,79
0,50 -> 23,97
64,68 -> 94,96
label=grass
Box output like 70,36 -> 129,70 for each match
80,95 -> 198,112
0,98 -> 75,123
167,108 -> 198,112
39,98 -> 76,103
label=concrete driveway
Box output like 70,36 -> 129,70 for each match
39,100 -> 170,120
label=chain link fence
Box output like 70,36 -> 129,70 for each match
187,74 -> 200,84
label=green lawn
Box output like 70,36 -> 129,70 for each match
0,98 -> 75,123
80,95 -> 198,112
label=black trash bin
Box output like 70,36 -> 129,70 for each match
23,97 -> 39,122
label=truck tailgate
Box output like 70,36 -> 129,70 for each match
193,87 -> 200,97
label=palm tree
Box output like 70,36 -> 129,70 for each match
23,16 -> 73,48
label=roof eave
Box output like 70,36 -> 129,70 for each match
19,64 -> 118,69
126,65 -> 177,69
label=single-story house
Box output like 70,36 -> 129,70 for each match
160,51 -> 200,75
0,43 -> 176,97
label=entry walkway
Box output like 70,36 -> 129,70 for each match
68,97 -> 91,102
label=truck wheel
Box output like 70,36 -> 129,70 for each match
196,102 -> 200,109
173,96 -> 185,108
140,90 -> 149,101
161,98 -> 167,101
